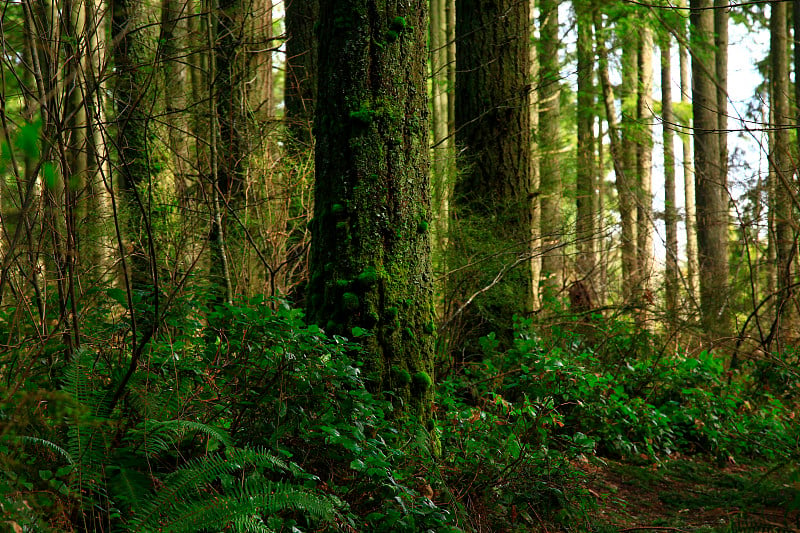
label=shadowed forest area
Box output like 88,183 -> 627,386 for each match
1,0 -> 800,531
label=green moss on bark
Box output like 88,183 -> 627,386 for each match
307,0 -> 435,427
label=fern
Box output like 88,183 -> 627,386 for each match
126,419 -> 234,457
126,447 -> 335,532
16,436 -> 75,465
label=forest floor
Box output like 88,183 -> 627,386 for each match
577,456 -> 799,532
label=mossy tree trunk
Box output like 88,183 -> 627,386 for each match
450,0 -> 532,348
111,0 -> 160,291
307,0 -> 435,424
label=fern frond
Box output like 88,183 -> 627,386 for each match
128,419 -> 234,456
126,447 -> 298,530
16,436 -> 75,464
231,514 -> 274,533
145,482 -> 334,533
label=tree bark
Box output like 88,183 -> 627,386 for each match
575,0 -> 596,295
451,0 -> 533,345
769,0 -> 797,348
662,33 -> 679,321
636,24 -> 654,309
691,0 -> 730,341
538,0 -> 562,301
307,0 -> 435,424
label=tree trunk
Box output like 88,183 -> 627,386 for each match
111,0 -> 160,290
636,24 -> 654,311
284,0 -> 318,151
678,0 -> 699,307
619,26 -> 640,304
450,0 -> 533,347
307,0 -> 435,424
575,0 -> 596,295
662,33 -> 679,321
769,0 -> 796,348
538,0 -> 562,302
691,0 -> 730,341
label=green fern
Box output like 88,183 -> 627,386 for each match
126,447 -> 335,532
126,419 -> 234,457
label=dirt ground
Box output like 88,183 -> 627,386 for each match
576,456 -> 799,532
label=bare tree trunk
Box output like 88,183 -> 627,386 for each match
538,0 -> 562,301
769,0 -> 796,349
575,0 -> 597,298
662,32 -> 679,321
636,24 -> 654,323
678,0 -> 699,307
691,0 -> 730,342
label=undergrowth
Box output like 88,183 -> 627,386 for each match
1,293 -> 799,531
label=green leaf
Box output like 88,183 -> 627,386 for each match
351,326 -> 367,338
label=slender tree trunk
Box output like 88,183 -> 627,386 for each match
678,0 -> 699,307
430,0 -> 452,265
691,0 -> 730,342
530,0 -> 540,307
307,0 -> 435,424
538,0 -> 562,301
636,24 -> 654,311
619,26 -> 640,304
662,33 -> 679,320
575,0 -> 596,295
769,0 -> 796,349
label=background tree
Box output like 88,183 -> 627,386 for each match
450,0 -> 533,347
538,0 -> 562,302
691,0 -> 730,342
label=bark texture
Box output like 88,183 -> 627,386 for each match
451,0 -> 533,343
307,1 -> 435,423
691,0 -> 730,340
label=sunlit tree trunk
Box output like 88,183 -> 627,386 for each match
307,0 -> 435,424
619,26 -> 640,304
636,24 -> 654,311
575,0 -> 596,297
769,0 -> 797,348
678,0 -> 699,307
662,32 -> 679,321
538,0 -> 562,301
691,0 -> 730,341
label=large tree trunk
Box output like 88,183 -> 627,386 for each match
307,0 -> 435,424
538,0 -> 562,301
450,0 -> 533,347
691,0 -> 730,342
